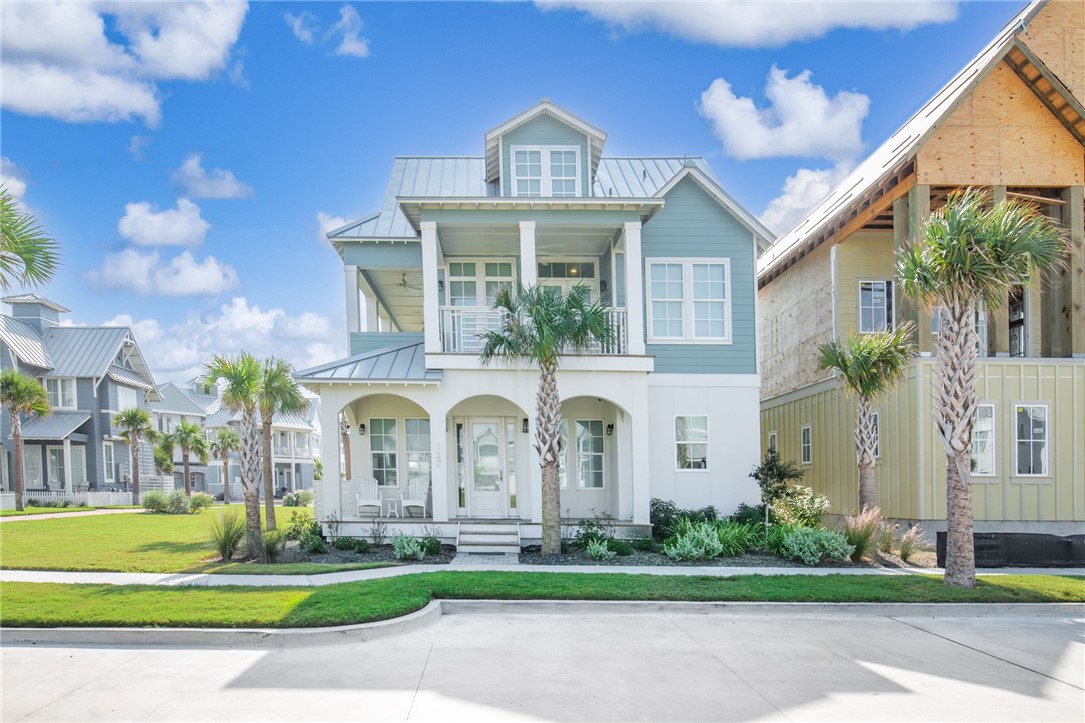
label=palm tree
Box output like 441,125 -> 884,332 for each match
203,352 -> 263,554
211,427 -> 241,505
0,187 -> 60,290
113,407 -> 157,505
480,283 -> 613,555
154,442 -> 174,476
898,189 -> 1067,588
166,419 -> 210,496
0,370 -> 50,511
818,324 -> 914,511
258,357 -> 310,530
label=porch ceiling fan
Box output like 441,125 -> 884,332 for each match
394,272 -> 424,292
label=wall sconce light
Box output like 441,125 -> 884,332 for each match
358,423 -> 366,436
600,280 -> 608,294
606,423 -> 614,436
437,279 -> 444,294
522,418 -> 530,433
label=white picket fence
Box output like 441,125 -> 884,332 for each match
0,490 -> 134,509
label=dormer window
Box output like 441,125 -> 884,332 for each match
511,146 -> 580,198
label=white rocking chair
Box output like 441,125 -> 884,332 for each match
401,477 -> 430,518
355,477 -> 381,517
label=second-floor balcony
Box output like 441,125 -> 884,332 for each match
438,306 -> 629,354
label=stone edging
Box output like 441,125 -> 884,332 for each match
3,600 -> 1082,648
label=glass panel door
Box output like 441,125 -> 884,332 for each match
469,419 -> 505,517
24,445 -> 42,488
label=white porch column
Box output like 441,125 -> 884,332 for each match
428,402 -> 450,522
622,221 -> 646,355
519,221 -> 537,286
363,292 -> 379,332
628,392 -> 651,524
616,411 -> 633,521
317,389 -> 342,521
421,222 -> 442,353
62,438 -> 72,492
344,266 -> 361,334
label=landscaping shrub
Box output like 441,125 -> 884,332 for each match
166,489 -> 190,515
142,490 -> 169,513
750,448 -> 805,508
766,524 -> 793,556
189,492 -> 213,512
877,522 -> 898,555
586,538 -> 617,561
420,536 -> 442,557
299,531 -> 326,554
663,522 -> 725,561
607,538 -> 634,556
262,529 -> 286,563
649,498 -> 718,539
284,510 -> 319,541
714,520 -> 761,557
53,499 -> 72,509
332,536 -> 357,552
574,517 -> 613,548
775,485 -> 830,527
352,537 -> 371,554
208,511 -> 246,562
392,533 -> 424,561
296,490 -> 314,507
781,527 -> 854,566
898,525 -> 931,563
632,536 -> 656,552
370,519 -> 389,547
281,492 -> 301,507
842,506 -> 883,562
729,502 -> 770,526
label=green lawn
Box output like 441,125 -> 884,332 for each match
1,573 -> 1081,628
0,507 -> 303,573
1,506 -> 142,517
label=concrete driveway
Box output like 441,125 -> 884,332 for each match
3,605 -> 1082,722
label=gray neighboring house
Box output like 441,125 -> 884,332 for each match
150,379 -> 319,498
0,295 -> 159,493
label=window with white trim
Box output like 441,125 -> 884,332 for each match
647,259 -> 731,342
675,415 -> 708,470
972,404 -> 995,476
767,431 -> 777,452
405,418 -> 431,482
510,146 -> 580,198
117,386 -> 139,412
447,260 -> 516,307
858,281 -> 893,333
44,378 -> 75,409
575,420 -> 605,489
800,425 -> 812,464
103,442 -> 115,484
1015,405 -> 1048,476
370,418 -> 398,486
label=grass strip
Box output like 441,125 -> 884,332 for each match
0,506 -> 142,518
2,573 -> 1081,629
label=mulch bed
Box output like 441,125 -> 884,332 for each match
281,540 -> 457,566
519,545 -> 937,569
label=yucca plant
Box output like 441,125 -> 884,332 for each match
898,189 -> 1067,587
209,511 -> 247,562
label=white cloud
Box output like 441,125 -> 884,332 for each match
172,153 -> 254,200
759,162 -> 852,234
699,66 -> 869,162
317,211 -> 350,242
103,297 -> 342,383
1,157 -> 28,201
327,6 -> 369,58
285,11 -> 317,44
536,1 -> 958,48
128,134 -> 151,161
118,198 -> 210,247
0,1 -> 247,126
86,249 -> 239,297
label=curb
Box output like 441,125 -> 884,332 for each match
3,600 -> 1082,648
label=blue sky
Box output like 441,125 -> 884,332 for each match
1,1 -> 1020,382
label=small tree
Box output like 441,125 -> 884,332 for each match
154,443 -> 174,475
114,407 -> 158,505
749,448 -> 805,534
0,370 -> 51,510
818,324 -> 914,511
211,428 -> 241,504
257,357 -> 309,531
166,419 -> 210,496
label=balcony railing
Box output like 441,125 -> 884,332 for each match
438,306 -> 628,354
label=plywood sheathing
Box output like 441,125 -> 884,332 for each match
1024,0 -> 1085,99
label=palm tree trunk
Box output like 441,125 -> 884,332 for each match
11,412 -> 24,512
934,297 -> 979,588
130,440 -> 141,504
534,358 -> 562,555
239,411 -> 263,556
183,451 -> 192,496
855,395 -> 877,511
262,417 -> 276,531
222,453 -> 231,505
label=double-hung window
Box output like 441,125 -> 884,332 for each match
675,415 -> 708,470
44,378 -> 75,409
1015,404 -> 1048,476
647,259 -> 731,342
800,425 -> 812,464
117,386 -> 139,412
510,146 -> 580,198
972,404 -> 995,476
767,431 -> 777,452
103,442 -> 115,484
370,418 -> 398,486
858,281 -> 893,333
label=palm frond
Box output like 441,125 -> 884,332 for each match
818,323 -> 915,399
0,188 -> 60,290
0,369 -> 51,418
202,352 -> 261,414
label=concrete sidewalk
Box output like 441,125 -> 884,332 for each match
0,507 -> 143,523
3,562 -> 1083,587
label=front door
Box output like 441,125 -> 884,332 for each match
468,419 -> 506,517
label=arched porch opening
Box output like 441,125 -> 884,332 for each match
447,394 -> 530,519
558,396 -> 633,522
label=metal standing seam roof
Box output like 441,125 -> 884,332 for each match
758,0 -> 1047,279
151,381 -> 215,415
107,365 -> 154,391
201,407 -> 314,430
16,412 -> 91,441
40,326 -> 129,378
0,316 -> 52,369
296,342 -> 441,384
1,294 -> 70,312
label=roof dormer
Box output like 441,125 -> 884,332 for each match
484,99 -> 607,198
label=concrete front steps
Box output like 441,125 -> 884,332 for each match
456,522 -> 521,554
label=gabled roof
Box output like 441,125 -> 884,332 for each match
484,100 -> 607,182
653,163 -> 775,250
202,407 -> 314,430
107,365 -> 154,391
758,0 -> 1061,283
2,294 -> 70,313
152,381 -> 216,415
0,316 -> 52,369
296,342 -> 441,384
37,326 -> 158,399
